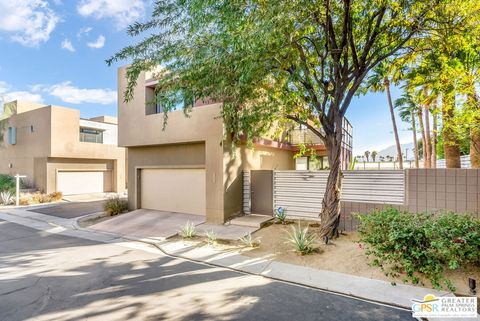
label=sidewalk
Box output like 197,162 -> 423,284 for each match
0,207 -> 477,320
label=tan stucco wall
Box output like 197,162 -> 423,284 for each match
118,66 -> 227,223
223,143 -> 295,219
0,104 -> 52,186
0,101 -> 126,193
118,65 -> 299,223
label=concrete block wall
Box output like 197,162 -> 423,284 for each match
339,169 -> 480,232
406,169 -> 479,216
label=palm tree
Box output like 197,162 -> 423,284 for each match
371,151 -> 378,162
395,92 -> 420,168
366,61 -> 404,169
364,151 -> 370,162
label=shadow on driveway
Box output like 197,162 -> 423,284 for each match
28,200 -> 106,219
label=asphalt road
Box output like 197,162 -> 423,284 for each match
0,220 -> 415,321
28,200 -> 106,218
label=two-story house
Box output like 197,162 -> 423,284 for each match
0,100 -> 126,195
118,66 -> 352,224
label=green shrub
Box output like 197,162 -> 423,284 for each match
239,233 -> 261,247
0,174 -> 15,193
179,221 -> 196,238
357,207 -> 480,291
286,224 -> 317,255
104,196 -> 128,215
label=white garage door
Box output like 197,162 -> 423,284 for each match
57,171 -> 106,195
140,168 -> 206,215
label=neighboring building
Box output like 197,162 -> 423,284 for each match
0,100 -> 126,195
118,66 -> 352,224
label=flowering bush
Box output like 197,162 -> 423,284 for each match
357,207 -> 480,291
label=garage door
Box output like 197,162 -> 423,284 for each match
57,171 -> 110,195
140,168 -> 206,215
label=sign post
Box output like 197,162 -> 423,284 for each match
15,174 -> 26,207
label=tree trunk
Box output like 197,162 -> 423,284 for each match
468,91 -> 480,168
424,88 -> 432,168
471,124 -> 480,168
385,77 -> 403,169
417,106 -> 427,167
319,118 -> 343,242
412,110 -> 419,168
432,112 -> 437,168
442,92 -> 461,168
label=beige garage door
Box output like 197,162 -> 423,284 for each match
140,168 -> 206,215
57,171 -> 110,195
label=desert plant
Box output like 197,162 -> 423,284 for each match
32,193 -> 52,204
47,191 -> 63,202
19,197 -> 30,206
0,191 -> 13,205
357,208 -> 480,291
239,233 -> 261,248
104,196 -> 128,215
179,221 -> 196,238
286,224 -> 317,255
205,230 -> 217,245
274,207 -> 287,224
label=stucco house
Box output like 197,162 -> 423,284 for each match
0,100 -> 126,195
118,66 -> 352,224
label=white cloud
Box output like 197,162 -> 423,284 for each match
77,0 -> 144,29
44,81 -> 116,105
0,81 -> 43,104
76,26 -> 92,39
0,0 -> 59,47
87,35 -> 105,49
61,38 -> 75,52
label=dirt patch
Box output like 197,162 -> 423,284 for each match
239,221 -> 480,297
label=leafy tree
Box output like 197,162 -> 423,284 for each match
109,0 -> 440,240
371,150 -> 378,162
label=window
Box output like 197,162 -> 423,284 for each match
80,127 -> 103,143
8,127 -> 16,145
145,85 -> 193,115
295,157 -> 308,170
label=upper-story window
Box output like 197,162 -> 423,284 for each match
80,127 -> 103,144
145,85 -> 195,115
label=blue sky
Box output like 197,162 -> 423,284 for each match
0,0 -> 413,155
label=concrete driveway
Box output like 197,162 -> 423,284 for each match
0,220 -> 414,321
28,200 -> 106,219
91,209 -> 205,240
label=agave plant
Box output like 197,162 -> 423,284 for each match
286,224 -> 317,255
239,233 -> 261,248
274,207 -> 287,224
0,191 -> 13,205
179,221 -> 196,238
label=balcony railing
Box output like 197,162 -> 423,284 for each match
284,118 -> 353,151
